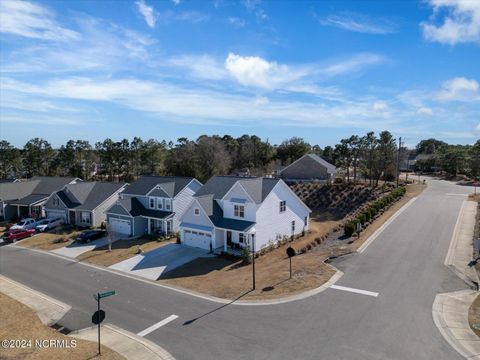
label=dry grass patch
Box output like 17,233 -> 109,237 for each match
77,237 -> 176,267
0,293 -> 124,360
16,230 -> 80,251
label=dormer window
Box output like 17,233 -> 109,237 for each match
157,199 -> 163,210
149,198 -> 155,209
234,205 -> 245,218
194,208 -> 200,216
280,200 -> 286,213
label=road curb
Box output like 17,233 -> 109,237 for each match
9,244 -> 343,306
0,274 -> 71,326
71,323 -> 176,360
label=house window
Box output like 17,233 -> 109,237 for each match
234,205 -> 245,218
165,199 -> 171,211
81,212 -> 90,224
149,198 -> 155,209
291,220 -> 295,233
239,233 -> 245,243
157,198 -> 163,210
280,200 -> 286,213
194,208 -> 200,216
304,216 -> 308,226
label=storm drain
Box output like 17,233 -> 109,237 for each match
50,323 -> 72,335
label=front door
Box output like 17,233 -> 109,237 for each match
69,211 -> 76,225
226,231 -> 232,246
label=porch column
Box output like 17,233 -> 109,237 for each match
163,220 -> 167,235
224,230 -> 227,252
147,218 -> 151,235
17,205 -> 20,217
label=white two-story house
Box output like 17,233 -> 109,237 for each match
179,176 -> 311,253
105,176 -> 202,237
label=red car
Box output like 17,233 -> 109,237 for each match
2,229 -> 36,243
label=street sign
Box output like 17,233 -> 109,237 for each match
286,247 -> 296,258
98,290 -> 116,299
92,310 -> 105,325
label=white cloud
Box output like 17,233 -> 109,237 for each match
318,12 -> 395,34
254,96 -> 269,105
172,0 -> 182,5
435,77 -> 479,101
0,0 -> 80,41
373,101 -> 388,112
417,107 -> 434,116
422,0 -> 480,45
475,123 -> 480,132
168,55 -> 227,80
136,0 -> 157,28
320,53 -> 385,77
228,17 -> 246,27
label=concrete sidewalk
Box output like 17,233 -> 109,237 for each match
0,274 -> 175,360
435,199 -> 480,359
73,324 -> 175,360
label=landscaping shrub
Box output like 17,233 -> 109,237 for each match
334,177 -> 344,184
241,246 -> 251,264
344,222 -> 355,237
315,237 -> 322,244
357,213 -> 366,225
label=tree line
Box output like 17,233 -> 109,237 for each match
1,133 -> 478,183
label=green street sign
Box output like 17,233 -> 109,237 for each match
98,290 -> 116,299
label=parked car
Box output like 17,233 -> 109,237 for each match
2,229 -> 36,243
35,217 -> 64,232
75,230 -> 107,243
10,218 -> 37,230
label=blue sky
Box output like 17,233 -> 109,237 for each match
0,0 -> 479,148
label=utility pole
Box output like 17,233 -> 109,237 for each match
396,137 -> 402,187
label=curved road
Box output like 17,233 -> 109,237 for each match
0,179 -> 474,360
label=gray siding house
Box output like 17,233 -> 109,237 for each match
105,176 -> 202,237
279,153 -> 336,182
0,177 -> 80,221
44,182 -> 127,227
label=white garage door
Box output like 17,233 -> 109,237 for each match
109,218 -> 131,236
46,209 -> 67,221
183,229 -> 212,250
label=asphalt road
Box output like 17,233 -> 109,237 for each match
0,179 -> 474,360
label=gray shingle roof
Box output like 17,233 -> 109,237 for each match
0,180 -> 40,201
55,182 -> 126,211
7,193 -> 49,206
30,176 -> 79,194
297,154 -> 336,174
123,176 -> 196,197
194,176 -> 280,204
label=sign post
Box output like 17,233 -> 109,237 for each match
92,290 -> 116,355
286,247 -> 296,279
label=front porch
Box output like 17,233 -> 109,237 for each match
146,216 -> 174,236
216,228 -> 256,254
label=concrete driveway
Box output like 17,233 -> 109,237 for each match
109,243 -> 210,280
51,237 -> 109,258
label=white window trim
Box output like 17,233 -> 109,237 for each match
157,198 -> 163,210
280,200 -> 286,213
291,220 -> 295,232
149,197 -> 155,209
194,208 -> 200,216
234,204 -> 245,218
81,212 -> 90,224
165,199 -> 171,211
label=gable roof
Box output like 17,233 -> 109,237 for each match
280,153 -> 336,175
194,176 -> 281,204
30,176 -> 79,195
53,182 -> 126,211
0,180 -> 40,201
123,176 -> 197,197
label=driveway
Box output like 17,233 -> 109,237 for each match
51,237 -> 109,258
109,243 -> 210,280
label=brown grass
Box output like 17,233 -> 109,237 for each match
16,230 -> 81,251
161,184 -> 426,301
0,293 -> 124,360
469,294 -> 480,338
77,237 -> 176,267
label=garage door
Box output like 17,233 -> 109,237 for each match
45,209 -> 67,221
183,229 -> 212,250
109,218 -> 131,236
